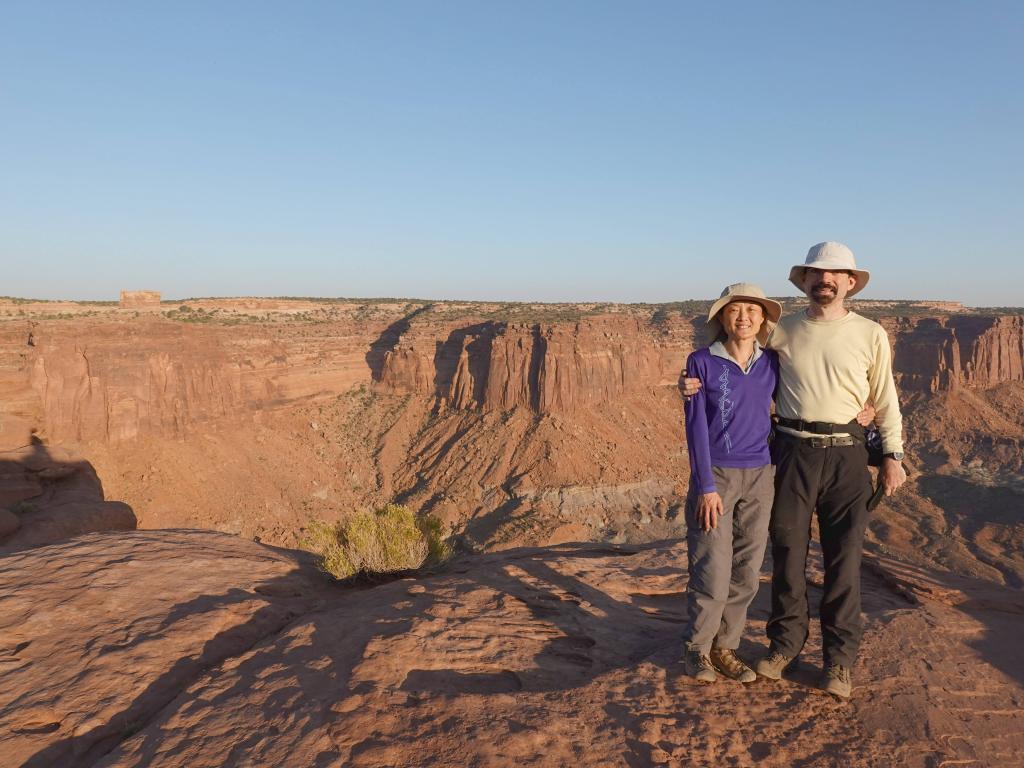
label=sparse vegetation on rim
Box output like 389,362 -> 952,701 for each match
162,306 -> 271,325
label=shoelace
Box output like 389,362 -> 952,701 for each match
826,663 -> 850,683
688,651 -> 714,671
766,651 -> 789,666
714,651 -> 748,674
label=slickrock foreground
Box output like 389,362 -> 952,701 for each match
2,531 -> 1021,767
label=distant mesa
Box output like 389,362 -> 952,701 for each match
119,289 -> 161,308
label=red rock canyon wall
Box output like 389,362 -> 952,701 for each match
1,311 -> 1022,449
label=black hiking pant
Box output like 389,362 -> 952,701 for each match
766,432 -> 873,667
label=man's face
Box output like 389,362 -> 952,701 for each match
801,267 -> 857,306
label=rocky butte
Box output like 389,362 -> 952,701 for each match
0,296 -> 1022,767
118,290 -> 162,309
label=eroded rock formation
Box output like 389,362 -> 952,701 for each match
3,306 -> 1022,449
378,314 -> 688,414
0,301 -> 1022,562
1,318 -> 380,447
119,290 -> 161,309
890,315 -> 1024,393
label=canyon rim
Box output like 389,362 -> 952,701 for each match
1,295 -> 1022,767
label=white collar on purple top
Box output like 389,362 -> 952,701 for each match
709,340 -> 763,374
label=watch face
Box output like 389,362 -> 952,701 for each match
891,452 -> 905,461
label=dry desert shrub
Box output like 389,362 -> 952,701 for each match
305,504 -> 452,580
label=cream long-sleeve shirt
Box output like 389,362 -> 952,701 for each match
768,310 -> 904,453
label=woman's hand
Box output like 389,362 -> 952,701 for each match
697,492 -> 723,531
856,401 -> 876,427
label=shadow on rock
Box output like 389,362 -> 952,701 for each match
946,576 -> 1024,687
365,304 -> 433,382
917,474 -> 1024,589
0,436 -> 136,552
397,542 -> 676,697
5,531 -> 334,768
86,540 -> 690,766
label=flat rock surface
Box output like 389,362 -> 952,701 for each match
2,531 -> 1022,767
0,531 -> 331,767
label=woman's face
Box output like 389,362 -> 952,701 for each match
720,300 -> 765,342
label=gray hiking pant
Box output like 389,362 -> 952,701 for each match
683,464 -> 774,653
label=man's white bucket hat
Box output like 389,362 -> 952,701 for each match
706,282 -> 782,346
788,241 -> 870,296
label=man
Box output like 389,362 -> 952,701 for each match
682,241 -> 907,698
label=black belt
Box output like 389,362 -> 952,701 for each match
775,432 -> 859,448
774,416 -> 863,437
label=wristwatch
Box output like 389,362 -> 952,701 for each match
884,452 -> 904,461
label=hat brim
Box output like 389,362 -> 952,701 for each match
706,294 -> 783,346
788,265 -> 870,296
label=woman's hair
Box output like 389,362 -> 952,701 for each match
705,326 -> 729,345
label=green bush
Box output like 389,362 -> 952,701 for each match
305,504 -> 452,580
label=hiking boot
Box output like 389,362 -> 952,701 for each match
683,648 -> 718,683
755,647 -> 796,680
822,662 -> 852,699
710,647 -> 756,683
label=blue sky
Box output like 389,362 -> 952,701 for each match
2,2 -> 1021,305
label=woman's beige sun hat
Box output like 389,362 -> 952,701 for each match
706,282 -> 783,346
788,241 -> 870,296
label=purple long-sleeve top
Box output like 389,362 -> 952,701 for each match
684,343 -> 779,495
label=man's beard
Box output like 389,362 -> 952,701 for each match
810,283 -> 838,306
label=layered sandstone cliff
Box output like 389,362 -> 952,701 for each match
889,315 -> 1024,393
377,314 -> 692,414
2,306 -> 1023,451
1,318 -> 379,447
381,310 -> 1024,411
1,300 -> 1023,579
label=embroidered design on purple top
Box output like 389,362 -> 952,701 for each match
683,345 -> 778,495
718,363 -> 733,453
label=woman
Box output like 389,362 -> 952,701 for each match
681,282 -> 781,683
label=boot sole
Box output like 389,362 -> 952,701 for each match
823,682 -> 852,699
755,656 -> 798,681
713,664 -> 757,683
683,663 -> 718,684
727,671 -> 757,684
